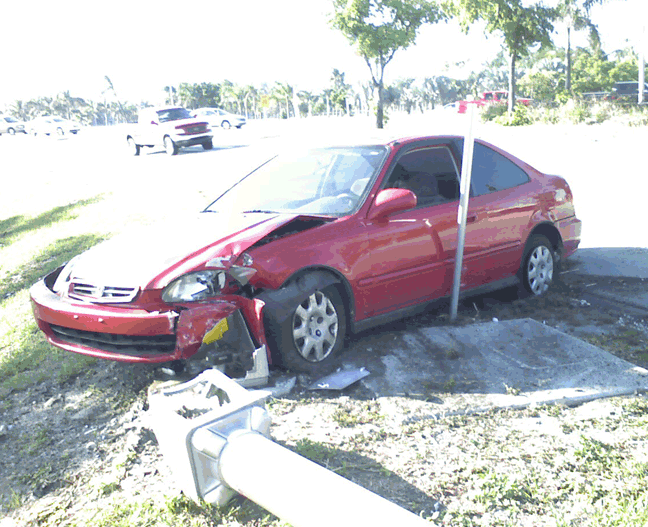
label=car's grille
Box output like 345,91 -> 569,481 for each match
68,282 -> 139,303
50,324 -> 176,356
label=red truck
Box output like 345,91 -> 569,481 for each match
457,91 -> 532,114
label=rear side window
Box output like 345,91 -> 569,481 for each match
471,143 -> 530,196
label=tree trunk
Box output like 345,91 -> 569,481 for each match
376,82 -> 384,129
566,26 -> 572,92
508,53 -> 517,115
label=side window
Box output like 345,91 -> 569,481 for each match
384,146 -> 460,207
471,143 -> 530,196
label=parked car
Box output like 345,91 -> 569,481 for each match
607,81 -> 648,102
29,116 -> 81,136
30,135 -> 581,377
0,115 -> 27,135
192,107 -> 246,129
457,91 -> 532,114
126,106 -> 213,156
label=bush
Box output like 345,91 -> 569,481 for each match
495,104 -> 533,126
480,103 -> 507,122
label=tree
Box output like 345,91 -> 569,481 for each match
330,69 -> 352,115
331,0 -> 444,128
104,76 -> 128,123
451,0 -> 556,113
557,0 -> 607,92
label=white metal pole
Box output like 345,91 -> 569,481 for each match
219,431 -> 430,527
640,24 -> 646,105
450,105 -> 476,321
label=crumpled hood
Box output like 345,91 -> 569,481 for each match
65,212 -> 295,289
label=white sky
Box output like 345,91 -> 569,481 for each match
0,0 -> 646,107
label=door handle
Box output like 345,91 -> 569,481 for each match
466,213 -> 478,224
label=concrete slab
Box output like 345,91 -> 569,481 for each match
356,318 -> 648,414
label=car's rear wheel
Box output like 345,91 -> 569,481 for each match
521,235 -> 555,296
221,120 -> 231,129
269,283 -> 347,374
128,137 -> 140,156
202,139 -> 213,150
164,136 -> 178,156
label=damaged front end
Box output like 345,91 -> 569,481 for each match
30,261 -> 270,383
176,297 -> 269,386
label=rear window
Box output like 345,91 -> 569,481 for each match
471,143 -> 530,196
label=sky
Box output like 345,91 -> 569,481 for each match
0,0 -> 646,107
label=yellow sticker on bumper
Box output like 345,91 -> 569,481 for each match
202,318 -> 229,345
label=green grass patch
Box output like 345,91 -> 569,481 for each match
292,437 -> 338,466
331,400 -> 382,428
0,232 -> 106,301
81,494 -> 282,527
0,320 -> 97,395
0,196 -> 104,249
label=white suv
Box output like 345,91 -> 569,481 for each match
127,106 -> 213,156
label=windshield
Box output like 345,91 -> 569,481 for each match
157,108 -> 192,122
205,146 -> 388,216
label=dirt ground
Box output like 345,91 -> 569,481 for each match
1,264 -> 648,526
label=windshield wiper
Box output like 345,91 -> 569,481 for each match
242,209 -> 277,214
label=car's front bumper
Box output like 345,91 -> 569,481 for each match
172,132 -> 213,148
30,275 -> 266,365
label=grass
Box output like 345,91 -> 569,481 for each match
0,196 -> 103,249
0,232 -> 106,301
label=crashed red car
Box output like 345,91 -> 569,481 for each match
30,135 -> 581,375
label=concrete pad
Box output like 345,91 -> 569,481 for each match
571,248 -> 648,279
358,318 -> 648,414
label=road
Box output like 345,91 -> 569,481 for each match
2,115 -> 645,249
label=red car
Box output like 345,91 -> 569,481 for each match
457,91 -> 532,114
30,136 -> 581,375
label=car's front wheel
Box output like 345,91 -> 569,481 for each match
128,137 -> 140,156
202,139 -> 213,150
521,235 -> 555,296
270,283 -> 347,374
57,127 -> 64,136
164,136 -> 178,156
221,120 -> 231,129
8,128 -> 15,135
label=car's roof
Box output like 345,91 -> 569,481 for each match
143,106 -> 186,112
274,133 -> 464,151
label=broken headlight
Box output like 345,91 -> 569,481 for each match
161,270 -> 226,303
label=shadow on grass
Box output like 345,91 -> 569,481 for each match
1,233 -> 107,301
0,195 -> 104,248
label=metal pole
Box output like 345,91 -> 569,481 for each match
640,24 -> 646,105
450,105 -> 476,321
219,430 -> 430,527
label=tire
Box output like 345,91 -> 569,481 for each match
8,128 -> 15,135
202,139 -> 213,150
521,235 -> 555,296
128,137 -> 140,156
269,283 -> 347,374
221,120 -> 231,129
56,127 -> 64,136
164,136 -> 178,156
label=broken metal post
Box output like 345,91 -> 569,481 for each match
218,430 -> 430,527
149,370 -> 429,527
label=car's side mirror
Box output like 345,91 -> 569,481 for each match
367,188 -> 417,221
150,120 -> 158,125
